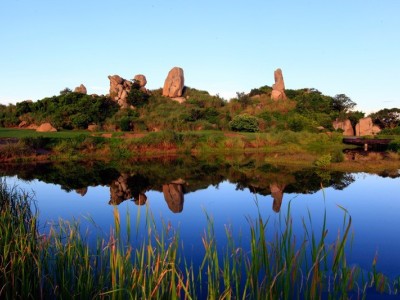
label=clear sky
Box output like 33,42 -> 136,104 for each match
1,0 -> 399,113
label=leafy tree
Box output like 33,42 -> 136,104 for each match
369,108 -> 400,129
249,85 -> 272,97
295,92 -> 333,114
60,87 -> 72,95
15,101 -> 32,116
347,110 -> 365,129
235,92 -> 251,108
127,81 -> 149,107
332,94 -> 356,113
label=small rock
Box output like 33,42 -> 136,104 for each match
36,123 -> 57,132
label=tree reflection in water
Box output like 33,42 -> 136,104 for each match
1,154 -> 396,213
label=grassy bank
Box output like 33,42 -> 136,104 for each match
2,128 -> 400,172
0,128 -> 346,162
1,180 -> 399,299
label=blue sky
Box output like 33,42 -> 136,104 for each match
1,0 -> 399,113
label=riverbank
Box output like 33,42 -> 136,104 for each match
1,128 -> 399,173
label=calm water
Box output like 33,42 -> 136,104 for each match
1,156 -> 400,278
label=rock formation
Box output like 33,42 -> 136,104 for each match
332,119 -> 354,136
270,183 -> 285,213
18,121 -> 28,128
162,67 -> 185,99
162,179 -> 186,213
36,123 -> 57,132
109,174 -> 132,205
87,124 -> 99,132
74,84 -> 87,94
134,193 -> 147,206
108,75 -> 132,109
108,74 -> 148,108
133,74 -> 147,92
271,68 -> 287,101
75,187 -> 88,196
355,117 -> 381,136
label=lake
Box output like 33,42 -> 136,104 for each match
1,155 -> 400,280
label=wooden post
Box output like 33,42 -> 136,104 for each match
364,143 -> 368,151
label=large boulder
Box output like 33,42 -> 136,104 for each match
74,84 -> 87,94
355,117 -> 381,136
271,68 -> 287,101
332,119 -> 354,136
133,74 -> 147,88
162,67 -> 185,98
36,123 -> 57,132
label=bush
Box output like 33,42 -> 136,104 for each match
314,154 -> 332,168
127,86 -> 149,107
229,114 -> 259,132
388,139 -> 400,152
287,114 -> 310,132
331,149 -> 344,163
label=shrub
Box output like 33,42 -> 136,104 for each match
127,86 -> 149,107
331,149 -> 344,163
314,154 -> 332,168
388,139 -> 400,152
229,114 -> 259,132
70,113 -> 91,129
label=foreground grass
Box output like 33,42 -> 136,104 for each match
1,180 -> 399,299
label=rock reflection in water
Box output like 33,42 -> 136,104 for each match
162,179 -> 186,213
2,154 -> 396,214
270,183 -> 285,213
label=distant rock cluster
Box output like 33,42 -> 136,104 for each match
333,117 -> 381,136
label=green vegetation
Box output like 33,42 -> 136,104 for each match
1,80 -> 399,163
0,81 -> 367,134
229,114 -> 260,132
1,180 -> 398,299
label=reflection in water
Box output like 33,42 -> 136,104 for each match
1,154 -> 397,214
270,183 -> 285,213
162,179 -> 186,213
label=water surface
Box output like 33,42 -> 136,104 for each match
2,156 -> 399,278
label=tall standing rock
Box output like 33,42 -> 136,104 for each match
355,117 -> 381,136
332,119 -> 354,136
270,183 -> 285,213
162,67 -> 185,98
271,68 -> 287,101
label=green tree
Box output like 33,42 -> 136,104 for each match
127,81 -> 149,107
332,94 -> 356,113
59,87 -> 72,95
236,92 -> 251,108
369,108 -> 400,129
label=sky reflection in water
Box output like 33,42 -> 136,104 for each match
2,159 -> 400,278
